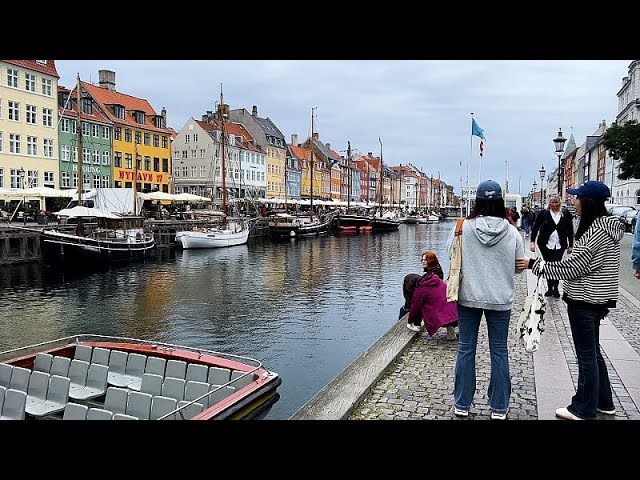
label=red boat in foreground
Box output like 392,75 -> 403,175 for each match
0,334 -> 281,420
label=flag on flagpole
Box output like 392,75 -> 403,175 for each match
479,140 -> 484,157
472,118 -> 485,140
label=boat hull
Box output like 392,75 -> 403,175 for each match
177,227 -> 249,249
369,217 -> 400,232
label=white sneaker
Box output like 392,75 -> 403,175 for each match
491,411 -> 507,420
555,407 -> 583,420
406,323 -> 421,332
453,407 -> 469,417
597,407 -> 615,415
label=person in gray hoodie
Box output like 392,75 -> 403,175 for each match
530,181 -> 623,420
446,180 -> 528,420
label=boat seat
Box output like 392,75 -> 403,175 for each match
185,380 -> 212,409
104,386 -> 128,415
176,400 -> 203,420
26,371 -> 50,409
109,352 -> 146,388
0,388 -> 27,420
69,363 -> 108,401
161,377 -> 185,402
106,350 -> 128,386
186,363 -> 208,384
90,347 -> 111,367
9,366 -> 31,392
50,356 -> 71,377
33,353 -> 54,374
128,356 -> 166,391
230,370 -> 257,391
74,345 -> 93,363
126,390 -> 152,420
165,359 -> 187,380
67,359 -> 90,398
63,402 -> 88,420
113,413 -> 138,420
87,407 -> 113,420
139,373 -> 163,396
0,364 -> 14,389
207,366 -> 231,386
150,395 -> 177,420
208,385 -> 236,406
25,375 -> 70,417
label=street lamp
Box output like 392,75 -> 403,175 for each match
553,128 -> 567,195
532,179 -> 538,206
19,167 -> 26,225
539,164 -> 546,207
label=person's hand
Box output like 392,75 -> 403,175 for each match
567,247 -> 573,254
516,257 -> 529,270
529,241 -> 536,252
635,269 -> 640,280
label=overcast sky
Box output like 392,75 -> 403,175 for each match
55,60 -> 632,196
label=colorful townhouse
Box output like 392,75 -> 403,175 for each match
57,85 -> 113,190
0,60 -> 60,189
82,70 -> 172,193
228,105 -> 287,200
286,135 -> 303,199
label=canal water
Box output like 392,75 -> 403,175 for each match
0,220 -> 457,419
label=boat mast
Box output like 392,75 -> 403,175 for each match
347,141 -> 352,211
76,73 -> 83,206
219,85 -> 227,215
310,107 -> 316,212
378,137 -> 383,213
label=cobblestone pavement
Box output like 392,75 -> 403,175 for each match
349,270 -> 640,420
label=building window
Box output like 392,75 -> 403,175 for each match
0,132 -> 3,152
102,151 -> 110,165
42,108 -> 53,127
36,60 -> 47,65
114,152 -> 122,167
153,157 -> 159,172
25,73 -> 36,92
71,120 -> 77,134
93,150 -> 100,164
125,153 -> 132,169
136,155 -> 142,171
162,158 -> 168,172
26,105 -> 37,124
162,136 -> 167,149
27,170 -> 38,188
93,175 -> 100,188
144,132 -> 150,145
27,136 -> 37,155
82,98 -> 92,115
61,145 -> 70,161
135,131 -> 141,144
200,165 -> 206,177
61,171 -> 70,188
44,171 -> 54,186
102,126 -> 110,139
83,148 -> 90,163
7,68 -> 19,88
182,150 -> 187,159
61,118 -> 69,132
8,101 -> 19,121
113,105 -> 125,119
144,156 -> 151,170
185,134 -> 190,143
92,124 -> 99,137
72,147 -> 77,162
125,129 -> 132,142
101,176 -> 110,188
9,134 -> 20,153
44,139 -> 53,157
134,111 -> 145,124
82,122 -> 90,136
114,127 -> 121,141
153,134 -> 159,147
41,78 -> 52,96
183,166 -> 188,177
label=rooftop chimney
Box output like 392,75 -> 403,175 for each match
291,134 -> 298,146
161,107 -> 167,128
98,69 -> 116,92
326,143 -> 331,151
368,152 -> 373,157
252,105 -> 258,116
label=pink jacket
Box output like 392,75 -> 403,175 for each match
408,273 -> 458,336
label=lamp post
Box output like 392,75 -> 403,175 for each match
553,128 -> 567,196
532,179 -> 538,206
539,164 -> 546,207
19,167 -> 26,225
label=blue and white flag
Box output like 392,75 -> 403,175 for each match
472,118 -> 485,140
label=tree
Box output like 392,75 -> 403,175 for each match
601,119 -> 640,180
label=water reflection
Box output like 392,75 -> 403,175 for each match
0,220 -> 456,419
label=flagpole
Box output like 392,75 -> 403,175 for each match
467,113 -> 473,217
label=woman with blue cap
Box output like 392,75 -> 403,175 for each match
529,180 -> 624,420
446,180 -> 528,420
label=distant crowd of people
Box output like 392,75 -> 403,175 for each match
400,178 -> 635,420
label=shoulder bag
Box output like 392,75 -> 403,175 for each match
446,217 -> 465,303
516,274 -> 547,353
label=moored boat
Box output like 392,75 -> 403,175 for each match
176,220 -> 250,249
0,334 -> 281,420
267,213 -> 332,238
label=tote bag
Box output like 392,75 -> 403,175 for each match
516,274 -> 547,353
446,217 -> 465,303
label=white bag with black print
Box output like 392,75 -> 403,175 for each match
516,274 -> 547,353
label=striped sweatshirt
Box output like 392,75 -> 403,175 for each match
532,216 -> 624,308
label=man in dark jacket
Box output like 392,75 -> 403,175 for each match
530,195 -> 575,297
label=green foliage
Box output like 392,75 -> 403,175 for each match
601,120 -> 640,180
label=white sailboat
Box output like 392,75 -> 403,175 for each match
176,86 -> 250,249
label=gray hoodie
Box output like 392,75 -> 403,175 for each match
446,216 -> 525,311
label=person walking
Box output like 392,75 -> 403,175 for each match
530,195 -> 574,298
529,181 -> 623,420
446,180 -> 528,420
520,205 -> 533,236
633,218 -> 640,280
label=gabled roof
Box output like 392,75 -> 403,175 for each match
194,119 -> 264,153
562,133 -> 577,160
290,144 -> 312,161
58,84 -> 112,125
82,81 -> 171,134
2,60 -> 59,78
254,116 -> 285,141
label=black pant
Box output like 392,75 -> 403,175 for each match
540,245 -> 565,291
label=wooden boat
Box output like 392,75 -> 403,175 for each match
0,334 -> 281,420
176,219 -> 250,249
268,213 -> 331,238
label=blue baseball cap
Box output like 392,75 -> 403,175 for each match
476,180 -> 503,200
566,180 -> 611,199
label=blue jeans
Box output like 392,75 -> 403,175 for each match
522,218 -> 530,235
454,304 -> 511,414
566,304 -> 614,420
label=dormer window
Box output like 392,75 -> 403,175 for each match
36,60 -> 47,65
153,115 -> 164,129
81,97 -> 92,115
133,110 -> 145,124
112,104 -> 125,120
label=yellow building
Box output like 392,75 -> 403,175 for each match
0,60 -> 60,189
83,70 -> 172,193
